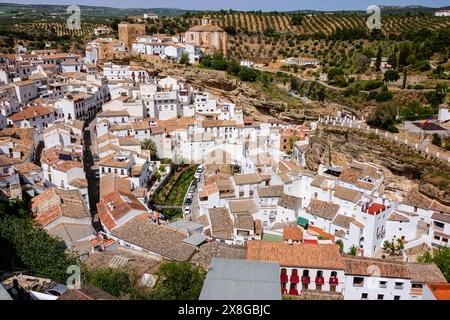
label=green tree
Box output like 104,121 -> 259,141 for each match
226,59 -> 241,76
425,84 -> 448,107
291,13 -> 303,26
384,70 -> 400,82
259,73 -> 271,88
400,101 -> 435,121
417,247 -> 450,282
0,214 -> 79,283
375,47 -> 382,72
141,139 -> 157,160
335,240 -> 344,253
398,43 -> 410,67
432,133 -> 442,147
179,52 -> 190,65
110,18 -> 121,32
151,262 -> 205,300
349,245 -> 357,256
290,77 -> 301,92
316,87 -> 326,102
367,102 -> 399,133
382,239 -> 404,256
355,54 -> 370,72
239,67 -> 258,82
86,268 -> 131,297
388,47 -> 398,69
402,68 -> 408,89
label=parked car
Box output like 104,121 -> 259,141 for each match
194,172 -> 201,180
197,164 -> 204,173
189,185 -> 196,193
185,198 -> 192,206
184,207 -> 191,216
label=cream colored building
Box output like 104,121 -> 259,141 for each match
185,17 -> 228,56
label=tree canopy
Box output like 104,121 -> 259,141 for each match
417,247 -> 450,282
150,262 -> 205,300
0,203 -> 79,283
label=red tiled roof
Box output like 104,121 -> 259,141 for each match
426,283 -> 450,300
246,241 -> 344,270
365,203 -> 385,215
307,225 -> 336,241
283,226 -> 303,241
96,190 -> 148,230
8,106 -> 53,122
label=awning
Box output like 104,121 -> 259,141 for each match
297,216 -> 309,228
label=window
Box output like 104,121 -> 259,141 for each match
353,277 -> 364,287
394,296 -> 400,300
377,294 -> 384,300
361,293 -> 368,300
379,281 -> 387,288
433,221 -> 445,228
395,282 -> 404,290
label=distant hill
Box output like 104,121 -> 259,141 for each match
0,3 -> 188,17
1,2 -> 450,17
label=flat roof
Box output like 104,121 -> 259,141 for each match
199,258 -> 281,300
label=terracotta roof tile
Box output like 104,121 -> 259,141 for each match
283,226 -> 303,241
307,199 -> 340,221
111,217 -> 196,261
343,256 -> 410,279
247,241 -> 345,270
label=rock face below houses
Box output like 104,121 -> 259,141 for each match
157,66 -> 336,123
306,127 -> 450,208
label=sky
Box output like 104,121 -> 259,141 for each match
2,0 -> 449,11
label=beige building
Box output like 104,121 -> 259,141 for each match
118,23 -> 146,51
185,17 -> 228,56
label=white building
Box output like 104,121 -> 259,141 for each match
435,10 -> 450,17
7,106 -> 59,131
342,256 -> 412,300
103,62 -> 150,83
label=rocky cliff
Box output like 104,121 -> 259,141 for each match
306,127 -> 450,207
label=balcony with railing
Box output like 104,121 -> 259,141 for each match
290,275 -> 299,284
301,276 -> 310,285
288,288 -> 299,295
315,276 -> 325,285
329,277 -> 339,286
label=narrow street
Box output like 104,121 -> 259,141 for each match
83,121 -> 99,217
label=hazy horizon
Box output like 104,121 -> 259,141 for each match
0,0 -> 449,11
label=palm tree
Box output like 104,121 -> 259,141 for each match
141,139 -> 157,160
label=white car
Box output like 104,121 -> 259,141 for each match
184,208 -> 191,216
194,172 -> 201,180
